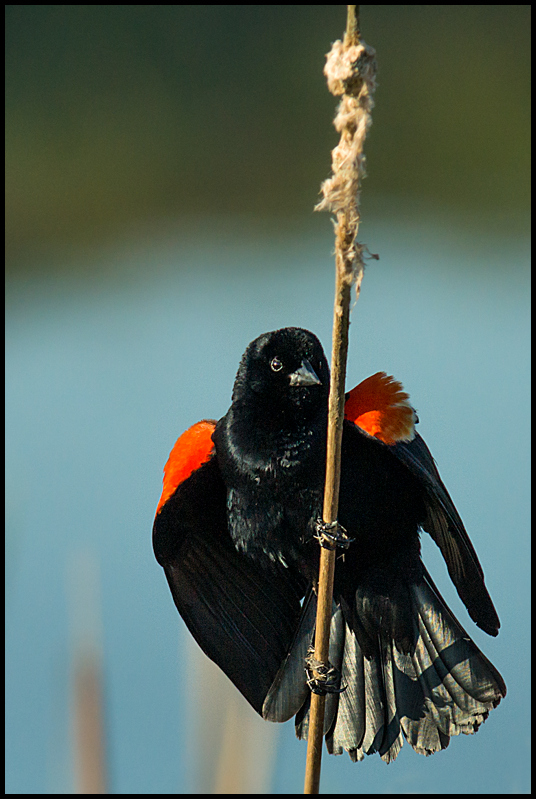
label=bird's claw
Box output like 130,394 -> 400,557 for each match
314,519 -> 354,550
305,647 -> 346,695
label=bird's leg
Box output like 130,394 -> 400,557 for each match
305,646 -> 346,695
313,519 -> 354,550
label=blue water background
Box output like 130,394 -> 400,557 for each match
6,217 -> 530,793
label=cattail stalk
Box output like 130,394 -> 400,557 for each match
304,6 -> 376,793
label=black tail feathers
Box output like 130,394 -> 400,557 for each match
263,570 -> 506,763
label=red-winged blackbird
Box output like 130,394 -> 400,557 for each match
153,327 -> 505,762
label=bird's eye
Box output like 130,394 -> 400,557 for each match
270,357 -> 283,372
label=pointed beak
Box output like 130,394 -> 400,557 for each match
289,358 -> 322,387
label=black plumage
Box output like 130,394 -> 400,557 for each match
153,327 -> 505,761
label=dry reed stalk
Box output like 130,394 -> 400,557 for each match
304,6 -> 376,794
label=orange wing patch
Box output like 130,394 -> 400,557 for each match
156,419 -> 217,514
345,372 -> 416,445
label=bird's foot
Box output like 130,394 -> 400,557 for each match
305,647 -> 346,695
314,519 -> 354,550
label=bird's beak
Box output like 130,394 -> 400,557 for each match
289,358 -> 322,386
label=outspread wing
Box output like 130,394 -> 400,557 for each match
345,376 -> 500,637
153,420 -> 306,714
391,434 -> 500,635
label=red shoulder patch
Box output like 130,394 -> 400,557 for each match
156,419 -> 217,514
344,372 -> 416,445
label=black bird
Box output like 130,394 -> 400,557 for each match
153,327 -> 505,762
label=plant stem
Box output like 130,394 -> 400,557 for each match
304,5 -> 376,792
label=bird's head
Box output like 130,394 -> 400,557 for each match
232,327 -> 330,426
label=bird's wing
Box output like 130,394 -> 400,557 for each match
391,433 -> 500,635
345,376 -> 500,636
153,420 -> 306,714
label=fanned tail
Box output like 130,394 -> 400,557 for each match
264,569 -> 505,762
328,567 -> 505,761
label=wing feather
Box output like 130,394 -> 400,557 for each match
154,448 -> 305,714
